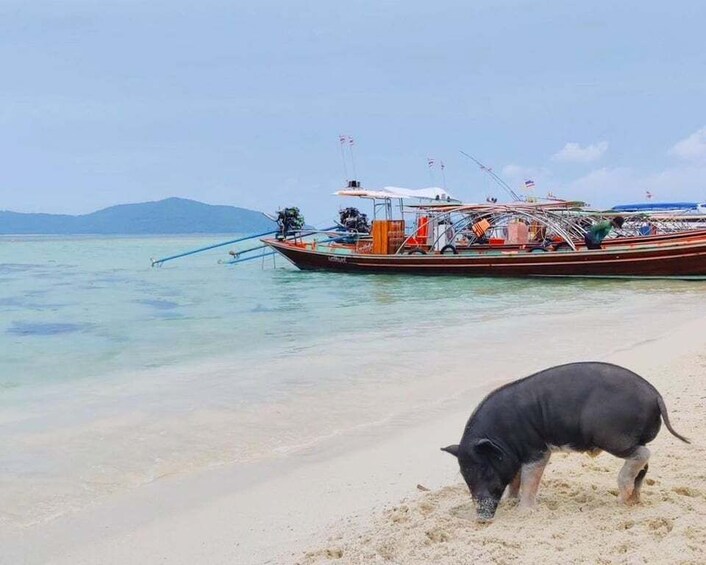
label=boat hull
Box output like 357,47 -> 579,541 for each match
265,239 -> 706,279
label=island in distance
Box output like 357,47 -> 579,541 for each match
0,197 -> 276,235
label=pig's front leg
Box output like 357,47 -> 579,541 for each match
518,452 -> 550,510
505,471 -> 521,499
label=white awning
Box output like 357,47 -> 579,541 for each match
335,186 -> 458,202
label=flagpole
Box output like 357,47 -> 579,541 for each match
339,135 -> 349,181
349,137 -> 357,180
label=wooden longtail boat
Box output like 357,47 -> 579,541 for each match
261,188 -> 706,279
264,237 -> 706,279
148,185 -> 706,278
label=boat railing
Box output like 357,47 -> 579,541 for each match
391,204 -> 581,254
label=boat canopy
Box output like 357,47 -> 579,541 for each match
408,200 -> 587,212
612,202 -> 705,212
335,186 -> 459,202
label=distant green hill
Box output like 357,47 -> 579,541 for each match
0,197 -> 276,234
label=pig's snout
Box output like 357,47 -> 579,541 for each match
475,497 -> 499,522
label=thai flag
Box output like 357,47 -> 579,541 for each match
525,179 -> 535,189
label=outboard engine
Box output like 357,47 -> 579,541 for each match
276,207 -> 305,240
337,207 -> 370,243
338,207 -> 370,234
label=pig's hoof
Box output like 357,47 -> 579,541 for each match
618,490 -> 640,505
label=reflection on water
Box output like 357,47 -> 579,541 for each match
7,321 -> 92,336
134,298 -> 180,310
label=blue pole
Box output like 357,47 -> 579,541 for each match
223,235 -> 347,265
151,230 -> 278,266
224,251 -> 278,265
228,243 -> 269,257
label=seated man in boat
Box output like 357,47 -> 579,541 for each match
583,216 -> 625,249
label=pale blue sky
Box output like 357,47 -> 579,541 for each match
2,0 -> 706,223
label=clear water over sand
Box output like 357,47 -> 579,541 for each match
2,235 -> 706,526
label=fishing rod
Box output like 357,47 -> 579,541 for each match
459,150 -> 522,202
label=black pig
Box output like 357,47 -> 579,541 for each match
442,362 -> 689,521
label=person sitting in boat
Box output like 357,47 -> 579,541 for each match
584,216 -> 625,249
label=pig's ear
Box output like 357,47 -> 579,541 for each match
473,438 -> 504,461
440,444 -> 460,458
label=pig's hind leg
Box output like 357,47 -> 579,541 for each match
631,463 -> 649,504
617,446 -> 650,505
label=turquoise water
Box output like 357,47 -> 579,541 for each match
3,234 -> 706,526
2,234 -> 706,394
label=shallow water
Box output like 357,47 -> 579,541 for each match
2,234 -> 706,526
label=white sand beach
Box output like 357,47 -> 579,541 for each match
2,297 -> 706,565
298,350 -> 706,565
